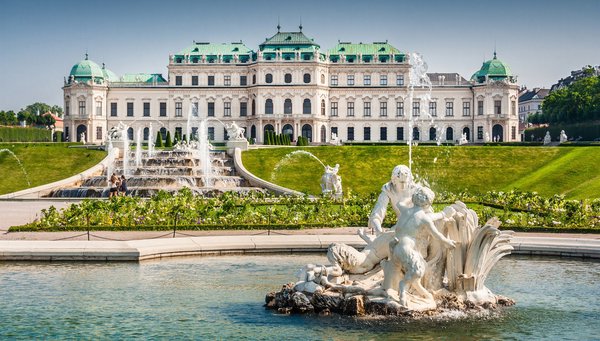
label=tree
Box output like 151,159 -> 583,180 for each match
155,131 -> 163,147
17,110 -> 33,125
165,131 -> 173,147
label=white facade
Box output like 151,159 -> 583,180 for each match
63,32 -> 520,145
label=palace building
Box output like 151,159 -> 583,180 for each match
63,27 -> 520,144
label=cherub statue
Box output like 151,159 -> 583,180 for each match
386,186 -> 456,306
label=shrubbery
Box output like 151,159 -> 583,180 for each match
13,189 -> 600,232
0,126 -> 52,142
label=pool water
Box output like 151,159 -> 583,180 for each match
1,255 -> 598,340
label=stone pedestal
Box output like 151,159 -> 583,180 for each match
226,139 -> 249,156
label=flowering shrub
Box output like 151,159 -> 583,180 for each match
15,188 -> 600,231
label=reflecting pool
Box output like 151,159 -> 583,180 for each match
1,255 -> 598,340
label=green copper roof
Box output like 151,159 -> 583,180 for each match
101,63 -> 119,82
176,42 -> 253,56
116,73 -> 167,83
327,42 -> 402,55
471,52 -> 513,82
260,31 -> 319,48
69,54 -> 104,82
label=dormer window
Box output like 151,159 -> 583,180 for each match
233,47 -> 239,52
286,36 -> 292,40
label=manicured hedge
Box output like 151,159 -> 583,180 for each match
525,122 -> 600,142
0,126 -> 52,142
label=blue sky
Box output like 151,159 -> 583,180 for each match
0,0 -> 598,111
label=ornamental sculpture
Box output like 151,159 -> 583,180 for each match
266,165 -> 514,317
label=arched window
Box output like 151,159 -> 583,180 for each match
429,127 -> 437,141
282,124 -> 293,140
143,127 -> 150,141
284,73 -> 292,83
492,124 -> 503,142
252,74 -> 256,84
159,127 -> 167,140
284,99 -> 292,114
265,73 -> 273,84
303,73 -> 311,83
446,127 -> 454,141
265,99 -> 273,114
76,124 -> 87,142
462,127 -> 470,141
301,124 -> 312,142
412,127 -> 420,141
303,99 -> 311,114
321,99 -> 326,116
321,74 -> 325,84
251,99 -> 256,116
250,125 -> 256,139
320,125 -> 326,143
127,127 -> 134,140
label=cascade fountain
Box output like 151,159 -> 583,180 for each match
48,119 -> 261,198
0,149 -> 31,186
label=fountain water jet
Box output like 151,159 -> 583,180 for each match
0,149 -> 31,186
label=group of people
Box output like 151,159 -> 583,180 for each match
109,174 -> 128,198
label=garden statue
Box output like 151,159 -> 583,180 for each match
367,165 -> 414,235
560,130 -> 568,144
225,121 -> 245,141
80,132 -> 86,143
267,166 -> 515,316
320,164 -> 342,199
484,131 -> 490,143
543,131 -> 552,145
459,133 -> 468,145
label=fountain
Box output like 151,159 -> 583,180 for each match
135,127 -> 142,167
48,120 -> 261,198
0,149 -> 31,186
266,165 -> 514,317
271,150 -> 342,198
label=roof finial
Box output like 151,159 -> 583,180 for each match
85,51 -> 88,60
102,62 -> 106,69
493,41 -> 497,59
299,16 -> 302,31
277,16 -> 281,32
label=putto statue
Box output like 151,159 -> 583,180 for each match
320,164 -> 342,199
266,165 -> 515,317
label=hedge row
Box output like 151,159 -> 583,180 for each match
525,122 -> 600,142
0,126 -> 52,142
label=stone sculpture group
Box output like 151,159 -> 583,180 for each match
320,164 -> 342,199
266,165 -> 515,317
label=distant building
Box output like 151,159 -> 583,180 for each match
43,112 -> 63,131
550,65 -> 600,92
517,87 -> 549,141
62,27 -> 520,144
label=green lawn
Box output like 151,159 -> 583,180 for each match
0,143 -> 107,195
242,146 -> 600,199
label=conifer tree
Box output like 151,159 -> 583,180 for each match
155,131 -> 163,147
165,131 -> 173,147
